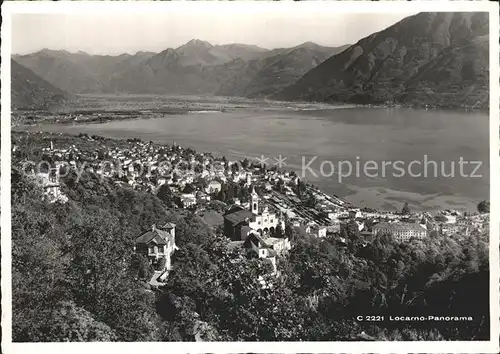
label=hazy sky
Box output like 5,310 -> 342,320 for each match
12,11 -> 417,55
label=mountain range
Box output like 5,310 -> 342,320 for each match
12,12 -> 489,110
273,12 -> 489,108
11,59 -> 69,110
14,40 -> 348,98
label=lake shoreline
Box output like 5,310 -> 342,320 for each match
13,98 -> 488,213
12,94 -> 488,127
12,127 -> 487,213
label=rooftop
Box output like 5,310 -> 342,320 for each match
373,222 -> 426,231
265,237 -> 286,246
135,227 -> 174,245
224,209 -> 253,225
161,222 -> 176,229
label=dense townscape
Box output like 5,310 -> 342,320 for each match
9,8 -> 492,345
14,131 -> 490,246
12,131 -> 490,341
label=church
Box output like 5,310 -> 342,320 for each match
223,187 -> 284,241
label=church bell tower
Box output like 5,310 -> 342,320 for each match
251,187 -> 259,214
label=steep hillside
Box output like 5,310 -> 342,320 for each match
106,40 -> 344,96
11,59 -> 69,110
14,49 -> 101,93
14,40 -> 346,98
14,50 -> 156,93
172,39 -> 267,67
401,34 -> 488,108
217,43 -> 269,61
215,58 -> 266,97
237,42 -> 350,98
274,12 -> 489,109
13,41 -> 267,95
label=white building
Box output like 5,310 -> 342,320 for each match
244,232 -> 291,273
134,223 -> 178,273
247,188 -> 284,236
181,193 -> 197,207
205,180 -> 222,194
34,165 -> 68,204
372,222 -> 427,241
310,225 -> 327,238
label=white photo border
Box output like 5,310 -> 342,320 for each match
1,1 -> 499,353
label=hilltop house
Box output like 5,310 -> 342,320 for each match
34,164 -> 68,204
244,232 -> 291,273
134,223 -> 177,271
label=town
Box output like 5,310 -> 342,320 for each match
13,131 -> 491,286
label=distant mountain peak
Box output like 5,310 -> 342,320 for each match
135,50 -> 157,56
298,41 -> 319,48
37,48 -> 70,56
14,36 -> 353,99
180,39 -> 213,50
158,48 -> 176,55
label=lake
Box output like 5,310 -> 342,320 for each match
26,106 -> 490,212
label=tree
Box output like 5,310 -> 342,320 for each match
208,200 -> 228,213
276,178 -> 285,193
231,162 -> 239,174
174,197 -> 184,209
226,184 -> 235,200
174,213 -> 214,246
130,254 -> 154,280
41,301 -> 118,341
434,215 -> 448,223
274,224 -> 284,238
477,200 -> 490,214
239,185 -> 250,202
285,223 -> 294,239
157,184 -> 173,204
296,179 -> 307,198
401,202 -> 411,215
217,190 -> 226,202
222,156 -> 228,171
305,192 -> 317,208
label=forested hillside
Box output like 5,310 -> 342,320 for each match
11,59 -> 69,110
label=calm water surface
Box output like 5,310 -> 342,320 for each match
30,107 -> 489,211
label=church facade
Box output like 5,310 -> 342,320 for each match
224,187 -> 284,241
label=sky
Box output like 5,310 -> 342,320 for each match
12,10 -> 417,55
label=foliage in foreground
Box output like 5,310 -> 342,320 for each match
158,222 -> 489,341
12,168 -> 167,341
12,165 -> 489,341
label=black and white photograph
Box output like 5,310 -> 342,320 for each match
1,1 -> 499,353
